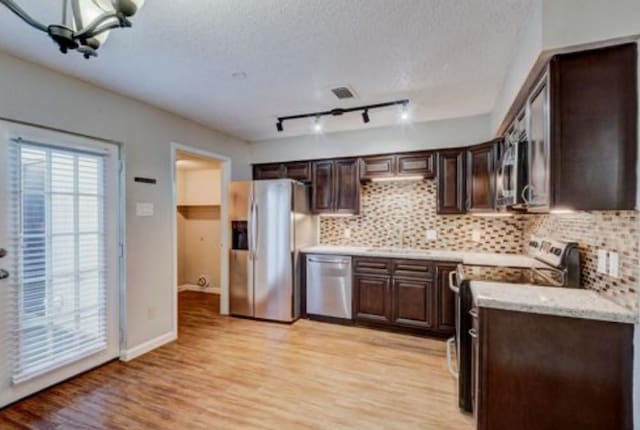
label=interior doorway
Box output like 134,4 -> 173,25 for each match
171,143 -> 230,335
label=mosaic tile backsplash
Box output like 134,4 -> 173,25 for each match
523,211 -> 639,311
320,181 -> 526,252
320,181 -> 639,311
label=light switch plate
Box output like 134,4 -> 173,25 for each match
425,229 -> 437,241
608,252 -> 619,278
471,230 -> 481,243
344,228 -> 352,239
597,249 -> 608,274
136,202 -> 154,217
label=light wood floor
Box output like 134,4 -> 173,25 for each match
0,292 -> 473,429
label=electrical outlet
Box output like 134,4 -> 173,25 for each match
597,249 -> 608,274
344,228 -> 352,239
608,252 -> 619,278
471,230 -> 481,243
425,229 -> 437,241
147,306 -> 156,321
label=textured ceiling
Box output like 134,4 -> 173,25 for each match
0,0 -> 533,141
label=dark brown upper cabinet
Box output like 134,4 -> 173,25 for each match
466,141 -> 498,213
437,149 -> 466,214
253,163 -> 283,180
360,151 -> 435,181
500,42 -> 637,211
549,43 -> 637,211
360,155 -> 396,180
311,158 -> 360,214
253,161 -> 312,182
282,161 -> 311,182
397,152 -> 435,178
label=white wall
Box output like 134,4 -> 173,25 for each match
491,0 -> 640,133
0,50 -> 252,350
490,0 -> 543,132
250,114 -> 492,163
542,0 -> 640,50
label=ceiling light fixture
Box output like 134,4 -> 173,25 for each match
0,0 -> 144,59
276,99 -> 409,132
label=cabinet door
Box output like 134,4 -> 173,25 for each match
253,163 -> 284,180
353,275 -> 391,324
397,152 -> 435,179
526,74 -> 550,211
437,149 -> 466,214
334,159 -> 360,213
391,278 -> 434,329
311,160 -> 335,213
435,264 -> 457,334
283,161 -> 312,182
360,155 -> 396,180
466,142 -> 497,212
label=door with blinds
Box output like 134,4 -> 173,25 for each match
0,121 -> 120,407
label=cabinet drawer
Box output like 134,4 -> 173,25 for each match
392,260 -> 433,278
353,257 -> 392,275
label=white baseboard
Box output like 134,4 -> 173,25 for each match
120,331 -> 177,362
178,283 -> 221,295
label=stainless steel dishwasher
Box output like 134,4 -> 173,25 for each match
306,254 -> 352,319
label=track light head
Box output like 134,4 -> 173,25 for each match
276,121 -> 283,132
362,110 -> 370,124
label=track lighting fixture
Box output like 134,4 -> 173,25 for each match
275,99 -> 409,132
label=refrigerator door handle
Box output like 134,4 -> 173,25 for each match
248,200 -> 254,259
253,204 -> 259,260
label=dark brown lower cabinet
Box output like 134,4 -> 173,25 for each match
391,277 -> 434,329
473,307 -> 633,430
353,274 -> 391,324
435,264 -> 457,335
352,257 -> 454,337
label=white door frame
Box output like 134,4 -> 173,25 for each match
170,142 -> 231,330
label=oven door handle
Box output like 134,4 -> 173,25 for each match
449,271 -> 459,294
446,336 -> 458,379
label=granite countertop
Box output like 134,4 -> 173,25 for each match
470,281 -> 637,324
300,245 -> 548,268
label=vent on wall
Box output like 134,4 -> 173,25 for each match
331,86 -> 356,100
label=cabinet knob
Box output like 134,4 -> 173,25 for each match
0,269 -> 9,280
0,248 -> 5,258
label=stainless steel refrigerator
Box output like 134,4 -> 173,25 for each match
229,179 -> 317,322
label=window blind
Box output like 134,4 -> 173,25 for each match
7,140 -> 108,385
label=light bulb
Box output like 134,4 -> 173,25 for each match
313,117 -> 323,134
400,105 -> 410,122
